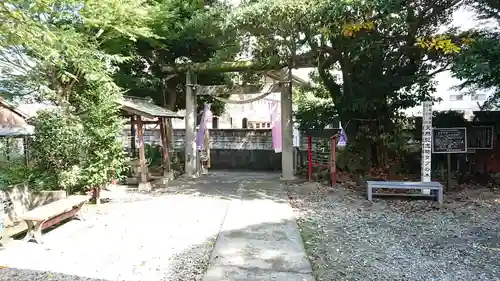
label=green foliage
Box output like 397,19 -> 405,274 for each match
0,158 -> 59,191
0,138 -> 56,190
31,106 -> 127,192
231,0 -> 464,173
294,100 -> 337,131
0,0 -> 156,102
450,0 -> 500,109
433,111 -> 468,127
75,84 -> 128,190
145,143 -> 162,168
0,0 -> 154,192
109,0 -> 240,115
0,160 -> 34,189
294,71 -> 338,130
451,32 -> 500,109
30,110 -> 86,180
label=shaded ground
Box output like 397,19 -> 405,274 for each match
0,193 -> 228,281
287,182 -> 500,281
0,171 -> 312,281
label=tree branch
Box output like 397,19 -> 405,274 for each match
317,55 -> 342,102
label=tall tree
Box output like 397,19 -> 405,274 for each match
108,0 -> 241,115
231,0 -> 467,172
0,0 -> 156,193
451,0 -> 500,109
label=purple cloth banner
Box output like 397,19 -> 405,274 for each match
270,100 -> 281,153
337,122 -> 347,147
196,103 -> 211,150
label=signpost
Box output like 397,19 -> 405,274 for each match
468,126 -> 494,150
432,128 -> 467,154
432,127 -> 467,191
421,102 -> 433,194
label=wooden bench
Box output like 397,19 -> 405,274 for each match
20,195 -> 90,244
366,181 -> 444,204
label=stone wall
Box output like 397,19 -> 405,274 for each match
175,129 -> 281,170
124,128 -> 285,170
122,128 -> 337,170
0,185 -> 66,227
123,127 -> 313,149
172,129 -> 274,150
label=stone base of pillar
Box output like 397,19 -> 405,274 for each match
0,236 -> 13,248
181,173 -> 199,180
157,172 -> 175,186
280,175 -> 297,182
138,182 -> 152,192
162,171 -> 175,181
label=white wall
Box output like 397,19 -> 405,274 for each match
403,71 -> 492,119
172,74 -> 287,129
404,7 -> 496,118
171,91 -> 281,129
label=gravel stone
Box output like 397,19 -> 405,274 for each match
286,182 -> 500,281
0,189 -> 230,281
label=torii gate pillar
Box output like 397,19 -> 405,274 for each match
281,69 -> 295,180
185,70 -> 198,178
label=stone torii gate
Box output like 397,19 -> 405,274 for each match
163,58 -> 313,180
183,71 -> 296,179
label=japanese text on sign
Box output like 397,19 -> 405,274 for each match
421,101 -> 432,182
468,126 -> 493,149
432,127 -> 467,153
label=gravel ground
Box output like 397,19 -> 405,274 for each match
0,189 -> 230,281
287,182 -> 500,281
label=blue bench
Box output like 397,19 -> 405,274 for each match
366,181 -> 444,204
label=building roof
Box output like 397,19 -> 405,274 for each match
0,97 -> 34,136
16,103 -> 57,119
0,97 -> 30,120
118,96 -> 184,119
0,124 -> 34,136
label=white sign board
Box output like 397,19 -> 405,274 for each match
421,102 -> 433,181
421,101 -> 433,194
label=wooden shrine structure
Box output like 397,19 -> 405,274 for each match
0,97 -> 34,163
118,96 -> 183,191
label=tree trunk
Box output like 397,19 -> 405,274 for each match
162,79 -> 178,166
343,118 -> 372,174
92,187 -> 101,205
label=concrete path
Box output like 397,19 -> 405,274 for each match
0,171 -> 313,281
199,172 -> 314,281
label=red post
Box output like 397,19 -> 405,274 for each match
330,136 -> 337,187
308,135 -> 313,181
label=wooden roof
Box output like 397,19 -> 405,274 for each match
0,97 -> 30,121
0,97 -> 33,136
118,96 -> 184,119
